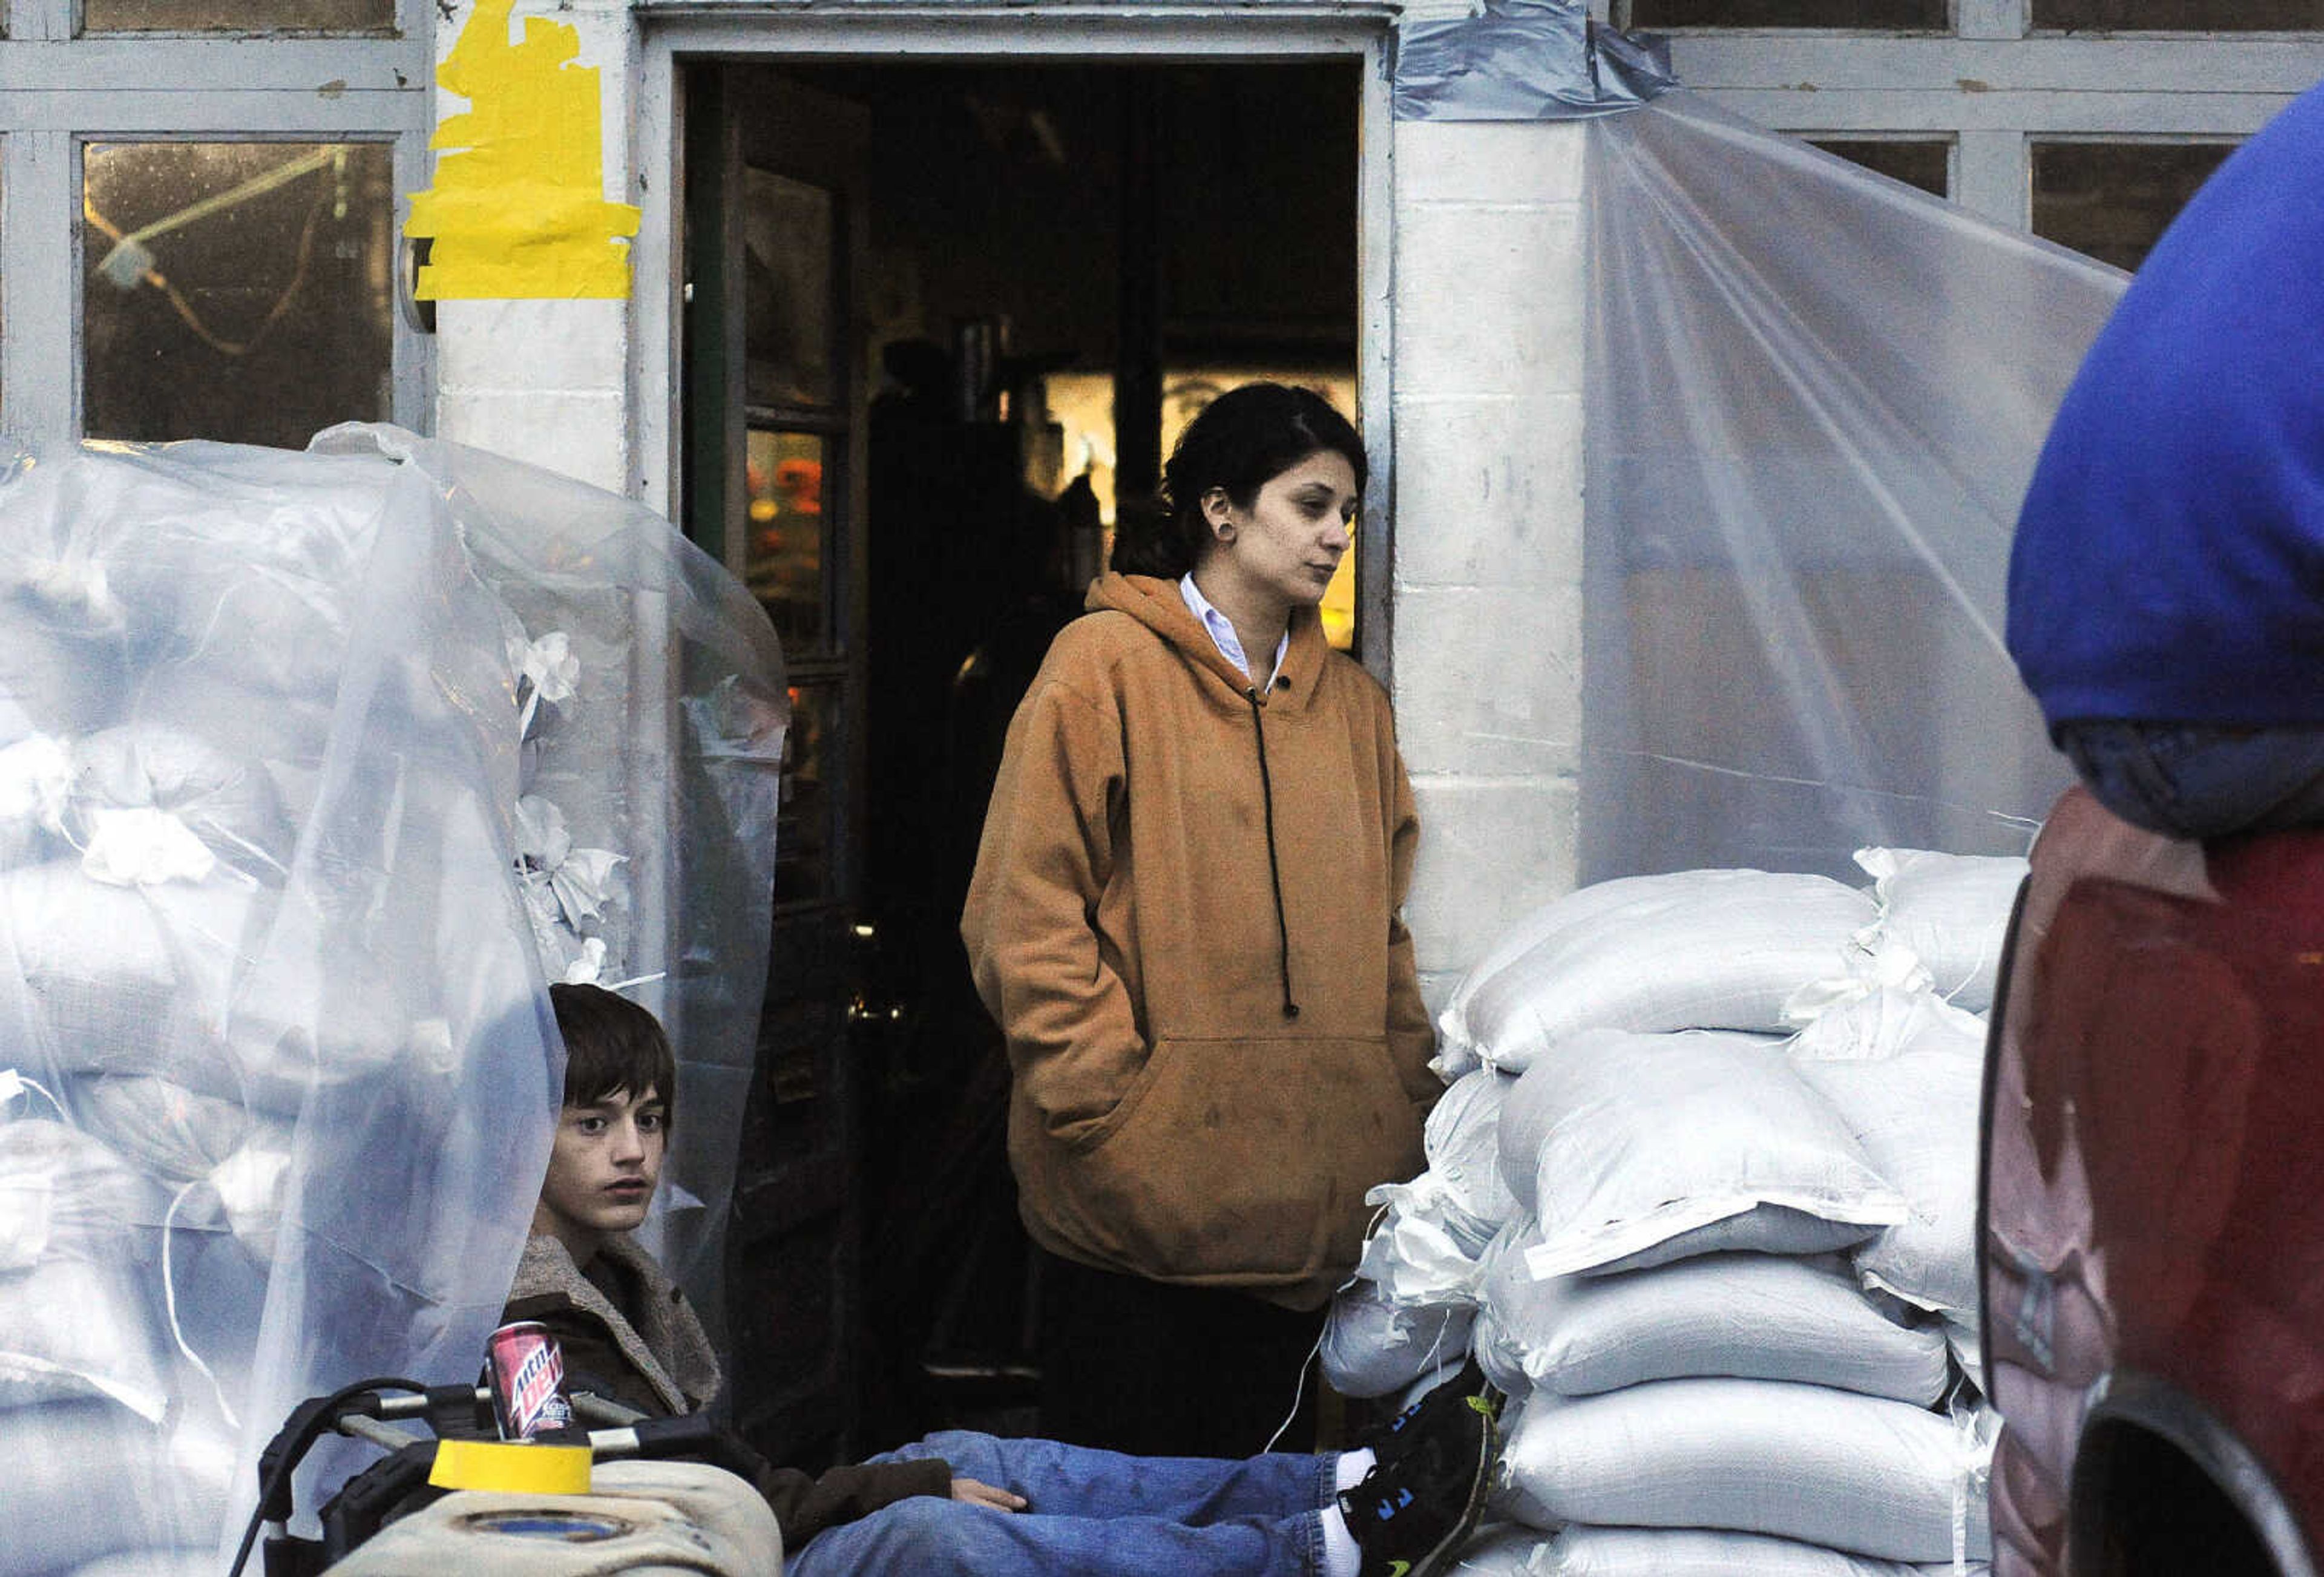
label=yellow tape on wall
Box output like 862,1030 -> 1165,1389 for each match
404,0 -> 643,300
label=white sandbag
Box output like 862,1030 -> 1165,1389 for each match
1439,871 -> 1876,1073
1321,1277 -> 1475,1399
70,725 -> 293,880
0,1117 -> 165,1268
1359,1180 -> 1495,1305
1495,1380 -> 1992,1564
0,592 -> 131,738
1423,1068 -> 1521,1246
0,1399 -> 235,1572
0,861 -> 407,1113
1476,1225 -> 1949,1405
1471,1297 -> 1531,1401
1499,1029 -> 1905,1277
1451,1524 -> 1555,1574
1790,1003 -> 1986,1317
64,1554 -> 222,1577
1853,848 -> 2027,1014
1945,1318 -> 1984,1396
1534,1524 -> 1981,1575
0,1253 -> 169,1419
74,1075 -> 251,1184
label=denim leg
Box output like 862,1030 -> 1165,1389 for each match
898,1431 -> 1337,1523
2058,721 -> 2324,839
781,1432 -> 1331,1577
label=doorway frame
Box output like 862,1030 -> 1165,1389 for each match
629,4 -> 1403,681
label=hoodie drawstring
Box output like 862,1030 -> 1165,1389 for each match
1246,687 -> 1300,1020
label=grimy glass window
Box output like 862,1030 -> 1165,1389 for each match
1630,0 -> 2323,270
0,0 -> 429,447
82,141 -> 396,447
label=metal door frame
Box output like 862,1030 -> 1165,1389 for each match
629,4 -> 1402,686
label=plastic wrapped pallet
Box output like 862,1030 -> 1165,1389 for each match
0,429 -> 787,1561
1495,1379 -> 1995,1564
1497,1028 -> 1905,1276
1472,1223 -> 1950,1406
1438,870 -> 1875,1073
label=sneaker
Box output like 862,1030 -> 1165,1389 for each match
1337,1383 -> 1501,1577
1361,1357 -> 1502,1468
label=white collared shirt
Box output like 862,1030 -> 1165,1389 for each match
1179,572 -> 1288,692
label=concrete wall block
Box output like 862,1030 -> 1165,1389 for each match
1394,202 -> 1584,398
1396,120 -> 1586,206
437,298 -> 629,396
1391,584 -> 1582,779
1406,773 -> 1580,977
439,387 -> 629,494
1391,392 -> 1583,589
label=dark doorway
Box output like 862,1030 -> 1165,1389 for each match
684,56 -> 1362,1467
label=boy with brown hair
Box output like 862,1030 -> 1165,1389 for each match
507,982 -> 1500,1577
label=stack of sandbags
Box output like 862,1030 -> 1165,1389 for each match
1328,856 -> 2026,1576
0,432 -> 786,1568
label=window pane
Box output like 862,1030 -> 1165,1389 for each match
744,169 -> 835,411
83,0 -> 390,31
2032,140 -> 2236,272
2032,0 -> 2324,30
83,142 -> 392,447
746,428 -> 829,652
1629,0 -> 1947,27
1810,139 -> 1951,198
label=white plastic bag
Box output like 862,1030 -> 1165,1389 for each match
1439,871 -> 1874,1074
1496,1380 -> 1994,1563
1497,1029 -> 1905,1277
1475,1224 -> 1949,1405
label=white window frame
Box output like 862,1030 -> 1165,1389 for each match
0,0 -> 433,447
626,4 -> 1401,667
1619,0 -> 2324,231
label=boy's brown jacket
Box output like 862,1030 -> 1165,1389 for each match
505,1234 -> 951,1547
962,571 -> 1436,1311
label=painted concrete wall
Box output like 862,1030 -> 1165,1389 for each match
425,1 -> 1597,1006
430,0 -> 638,498
1390,119 -> 1588,1013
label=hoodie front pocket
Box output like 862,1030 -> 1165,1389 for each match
1058,1034 -> 1425,1286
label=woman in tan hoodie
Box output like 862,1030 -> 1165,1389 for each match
963,384 -> 1437,1457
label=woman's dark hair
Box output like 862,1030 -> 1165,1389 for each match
550,983 -> 677,1119
1111,382 -> 1367,579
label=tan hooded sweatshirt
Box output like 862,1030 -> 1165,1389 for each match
962,571 -> 1436,1310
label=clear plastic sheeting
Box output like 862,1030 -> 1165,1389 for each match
0,428 -> 785,1566
1578,93 -> 2126,881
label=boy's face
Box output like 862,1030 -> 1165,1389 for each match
534,1086 -> 666,1255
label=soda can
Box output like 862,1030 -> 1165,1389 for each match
485,1320 -> 577,1441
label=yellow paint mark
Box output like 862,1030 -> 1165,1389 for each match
404,0 -> 641,300
2297,951 -> 2324,966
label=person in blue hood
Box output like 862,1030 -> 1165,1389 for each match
2007,81 -> 2324,840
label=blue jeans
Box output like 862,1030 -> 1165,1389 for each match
2056,720 -> 2324,841
784,1431 -> 1334,1577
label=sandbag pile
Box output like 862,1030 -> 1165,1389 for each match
0,430 -> 784,1570
1327,853 -> 2024,1577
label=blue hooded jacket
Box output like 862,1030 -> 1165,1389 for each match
2007,83 -> 2324,730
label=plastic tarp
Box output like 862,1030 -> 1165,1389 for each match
0,426 -> 785,1566
1577,93 -> 2126,880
